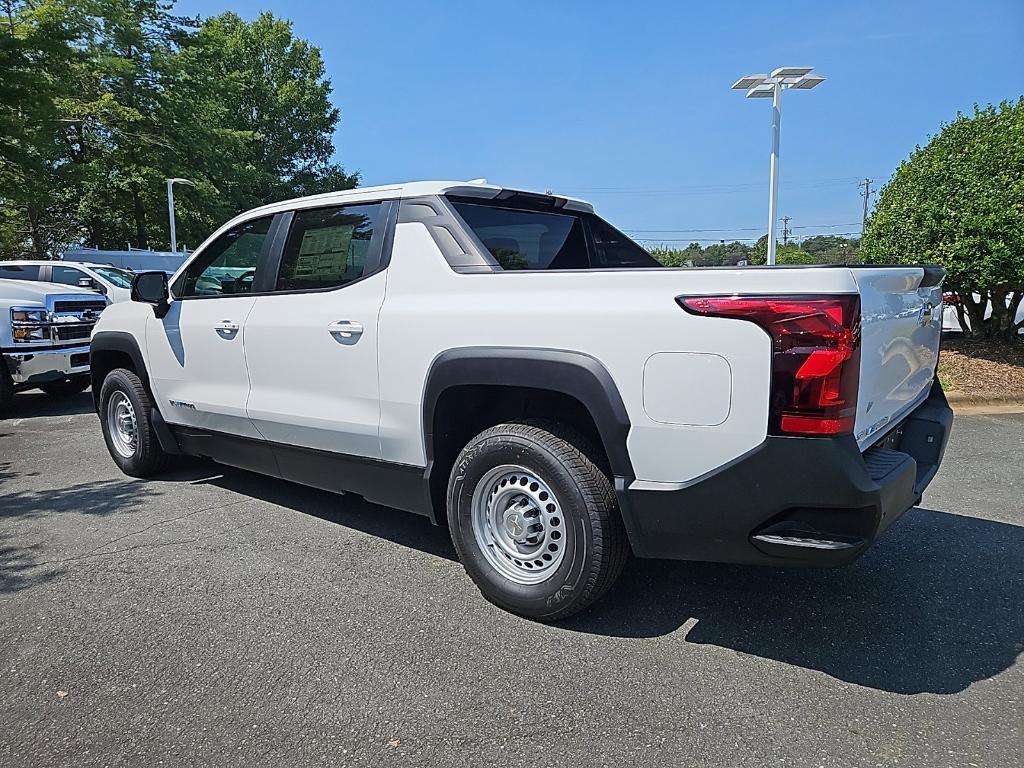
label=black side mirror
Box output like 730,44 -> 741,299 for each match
131,271 -> 170,318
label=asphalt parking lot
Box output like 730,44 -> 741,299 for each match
1,393 -> 1021,767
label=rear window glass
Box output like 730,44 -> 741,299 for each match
451,203 -> 588,270
450,201 -> 659,271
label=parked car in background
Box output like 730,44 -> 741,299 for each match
0,260 -> 134,302
942,292 -> 1024,334
63,248 -> 187,275
1,279 -> 109,413
91,180 -> 952,620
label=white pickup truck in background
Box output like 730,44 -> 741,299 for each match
89,181 -> 953,620
1,278 -> 108,413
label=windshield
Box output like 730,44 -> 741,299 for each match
92,266 -> 133,288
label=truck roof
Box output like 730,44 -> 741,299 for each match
240,180 -> 596,220
2,259 -> 130,270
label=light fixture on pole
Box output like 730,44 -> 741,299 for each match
731,67 -> 825,265
166,177 -> 197,253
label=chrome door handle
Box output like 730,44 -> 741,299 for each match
327,320 -> 363,339
214,320 -> 239,332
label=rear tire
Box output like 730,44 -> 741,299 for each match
39,374 -> 90,397
99,368 -> 172,477
447,420 -> 628,621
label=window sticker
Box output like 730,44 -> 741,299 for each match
294,224 -> 355,279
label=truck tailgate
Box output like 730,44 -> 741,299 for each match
851,266 -> 944,448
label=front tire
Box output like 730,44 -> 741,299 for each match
99,368 -> 172,477
39,374 -> 90,397
447,421 -> 628,621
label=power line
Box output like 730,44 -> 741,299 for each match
557,176 -> 884,197
634,231 -> 864,243
624,222 -> 860,234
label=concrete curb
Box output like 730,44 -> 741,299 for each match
946,391 -> 1024,413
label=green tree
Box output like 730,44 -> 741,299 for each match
749,234 -> 838,265
74,0 -> 192,250
649,242 -> 702,267
802,235 -> 860,263
1,3 -> 358,257
0,0 -> 92,257
700,240 -> 752,266
162,11 -> 357,248
862,100 -> 1024,341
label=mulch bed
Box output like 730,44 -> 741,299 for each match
938,337 -> 1024,396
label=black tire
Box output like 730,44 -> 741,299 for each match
98,368 -> 172,477
0,365 -> 13,417
39,374 -> 90,397
447,420 -> 629,621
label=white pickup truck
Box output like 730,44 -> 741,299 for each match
1,278 -> 108,412
90,181 -> 953,620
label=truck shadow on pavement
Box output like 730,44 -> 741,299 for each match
564,507 -> 1024,695
170,461 -> 459,562
2,390 -> 95,419
175,461 -> 1022,696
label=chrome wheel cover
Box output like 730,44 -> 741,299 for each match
106,391 -> 138,458
470,465 -> 567,584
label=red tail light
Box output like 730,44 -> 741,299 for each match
679,295 -> 861,436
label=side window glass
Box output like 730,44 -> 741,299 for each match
588,216 -> 662,268
51,266 -> 88,286
275,203 -> 381,292
0,265 -> 40,280
176,216 -> 272,298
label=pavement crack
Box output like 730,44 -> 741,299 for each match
33,499 -> 254,567
39,520 -> 255,567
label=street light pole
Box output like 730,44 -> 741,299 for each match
766,81 -> 782,265
165,177 -> 196,253
731,67 -> 825,266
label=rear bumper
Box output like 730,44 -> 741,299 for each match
618,379 -> 953,565
2,344 -> 91,388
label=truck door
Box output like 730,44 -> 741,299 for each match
243,200 -> 394,460
145,215 -> 277,439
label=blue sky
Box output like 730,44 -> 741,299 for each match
177,0 -> 1023,245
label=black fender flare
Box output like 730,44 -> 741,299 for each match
90,331 -> 148,378
422,347 -> 636,484
90,331 -> 180,454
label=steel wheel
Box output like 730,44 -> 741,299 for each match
470,464 -> 567,584
106,390 -> 138,458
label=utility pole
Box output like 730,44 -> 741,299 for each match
781,216 -> 791,245
859,178 -> 873,233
